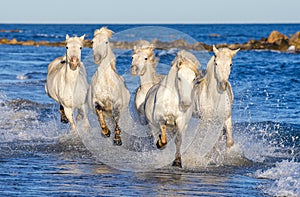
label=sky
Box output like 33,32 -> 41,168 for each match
1,0 -> 300,24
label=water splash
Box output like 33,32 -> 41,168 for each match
0,94 -> 67,143
78,108 -> 200,172
255,160 -> 300,197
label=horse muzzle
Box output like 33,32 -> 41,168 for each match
69,56 -> 80,70
218,81 -> 228,91
179,101 -> 191,112
94,55 -> 102,65
130,65 -> 138,76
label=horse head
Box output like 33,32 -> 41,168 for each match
213,45 -> 239,91
65,34 -> 85,70
174,50 -> 200,111
92,27 -> 114,64
131,41 -> 155,76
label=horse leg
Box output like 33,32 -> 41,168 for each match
224,116 -> 234,148
156,124 -> 167,149
76,107 -> 83,121
78,103 -> 90,129
172,131 -> 182,168
64,107 -> 76,134
95,103 -> 111,137
59,105 -> 69,123
112,110 -> 122,146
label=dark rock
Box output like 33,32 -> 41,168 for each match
21,40 -> 35,46
8,38 -> 18,44
289,31 -> 300,44
267,31 -> 288,43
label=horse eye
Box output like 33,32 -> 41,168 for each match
105,41 -> 108,44
145,57 -> 148,60
80,47 -> 82,50
66,46 -> 68,49
230,64 -> 232,67
132,56 -> 134,59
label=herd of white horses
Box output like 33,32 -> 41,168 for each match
45,27 -> 239,168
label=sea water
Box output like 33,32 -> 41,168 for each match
0,24 -> 299,196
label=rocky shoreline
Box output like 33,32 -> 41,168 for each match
0,30 -> 300,52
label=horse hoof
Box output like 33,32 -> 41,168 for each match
113,138 -> 122,146
172,158 -> 182,168
101,129 -> 111,138
61,116 -> 69,124
156,135 -> 167,150
227,141 -> 234,148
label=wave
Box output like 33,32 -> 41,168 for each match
0,96 -> 67,143
255,160 -> 300,196
34,33 -> 63,39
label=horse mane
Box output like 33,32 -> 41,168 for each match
94,26 -> 114,38
65,34 -> 85,46
205,47 -> 236,80
173,50 -> 200,75
134,40 -> 153,50
206,56 -> 215,76
133,40 -> 158,67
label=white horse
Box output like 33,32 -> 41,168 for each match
45,34 -> 89,133
88,27 -> 130,146
194,45 -> 239,148
144,50 -> 200,168
130,40 -> 162,123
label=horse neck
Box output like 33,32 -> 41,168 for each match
98,47 -> 117,73
64,62 -> 79,84
140,61 -> 159,88
205,56 -> 218,91
163,66 -> 177,91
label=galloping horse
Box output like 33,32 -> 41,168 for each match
144,50 -> 199,168
194,45 -> 239,148
88,27 -> 130,146
45,34 -> 89,133
130,40 -> 162,123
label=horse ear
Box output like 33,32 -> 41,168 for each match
149,44 -> 155,51
231,48 -> 240,57
133,46 -> 137,53
177,61 -> 183,69
66,34 -> 70,40
213,45 -> 219,55
80,34 -> 85,41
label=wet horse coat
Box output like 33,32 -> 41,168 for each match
88,27 -> 130,145
194,45 -> 239,148
144,50 -> 200,168
45,35 -> 89,133
130,40 -> 163,124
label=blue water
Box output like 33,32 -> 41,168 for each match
0,24 -> 299,196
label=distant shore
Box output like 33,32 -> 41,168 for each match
0,30 -> 299,52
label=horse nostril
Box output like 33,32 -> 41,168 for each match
219,81 -> 227,91
130,66 -> 137,76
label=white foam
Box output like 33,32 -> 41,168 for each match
0,96 -> 67,142
77,107 -> 208,172
255,160 -> 300,197
16,74 -> 28,80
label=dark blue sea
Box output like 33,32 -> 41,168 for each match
0,24 -> 299,196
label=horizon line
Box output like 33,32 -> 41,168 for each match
1,20 -> 300,25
